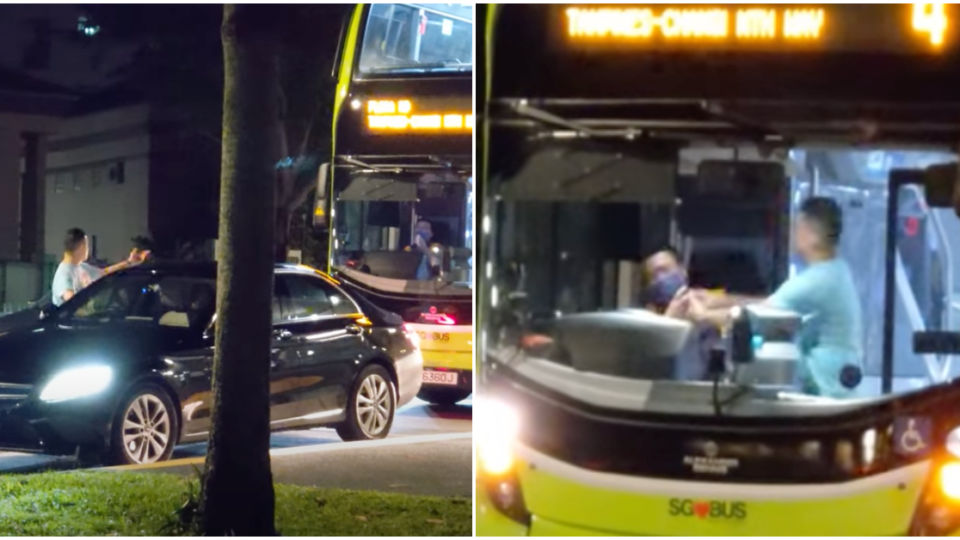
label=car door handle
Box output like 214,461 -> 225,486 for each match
345,324 -> 362,335
273,329 -> 294,341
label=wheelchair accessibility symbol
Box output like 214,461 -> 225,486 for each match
893,416 -> 932,457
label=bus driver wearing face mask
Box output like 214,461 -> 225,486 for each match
640,248 -> 691,318
639,248 -> 720,381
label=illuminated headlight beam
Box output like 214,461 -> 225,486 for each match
39,365 -> 113,403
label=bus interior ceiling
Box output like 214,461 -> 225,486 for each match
490,97 -> 960,396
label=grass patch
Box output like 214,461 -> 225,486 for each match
0,470 -> 470,536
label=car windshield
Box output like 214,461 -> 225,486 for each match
358,3 -> 472,75
60,274 -> 216,331
485,137 -> 960,405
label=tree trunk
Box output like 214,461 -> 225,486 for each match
274,164 -> 293,262
201,4 -> 279,535
274,201 -> 291,262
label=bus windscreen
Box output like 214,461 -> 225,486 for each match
358,3 -> 472,75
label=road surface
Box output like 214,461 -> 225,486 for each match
0,397 -> 472,497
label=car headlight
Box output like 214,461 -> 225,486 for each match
39,365 -> 113,403
477,397 -> 519,475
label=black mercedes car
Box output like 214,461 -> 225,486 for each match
0,262 -> 423,464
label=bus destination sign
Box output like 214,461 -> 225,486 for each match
562,4 -> 950,53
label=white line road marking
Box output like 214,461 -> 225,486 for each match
268,431 -> 471,458
105,431 -> 472,471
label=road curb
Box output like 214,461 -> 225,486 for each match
101,431 -> 472,472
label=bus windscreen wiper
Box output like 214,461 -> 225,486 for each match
365,62 -> 472,74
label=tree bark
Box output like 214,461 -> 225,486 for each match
201,4 -> 279,535
274,199 -> 291,262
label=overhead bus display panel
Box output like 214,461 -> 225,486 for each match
556,4 -> 952,53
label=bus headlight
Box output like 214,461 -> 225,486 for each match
941,462 -> 960,501
946,426 -> 960,459
911,459 -> 960,535
477,398 -> 519,475
39,365 -> 112,403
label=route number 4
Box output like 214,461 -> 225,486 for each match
913,3 -> 948,47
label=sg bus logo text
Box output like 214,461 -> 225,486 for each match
668,499 -> 747,520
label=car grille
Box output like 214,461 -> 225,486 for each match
0,382 -> 33,405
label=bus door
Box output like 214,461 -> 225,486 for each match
885,163 -> 960,392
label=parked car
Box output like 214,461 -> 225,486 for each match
0,262 -> 422,464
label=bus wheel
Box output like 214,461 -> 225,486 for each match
418,387 -> 471,407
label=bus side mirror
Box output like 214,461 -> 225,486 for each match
922,162 -> 960,218
313,162 -> 330,230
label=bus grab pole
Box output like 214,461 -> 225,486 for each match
882,170 -> 925,394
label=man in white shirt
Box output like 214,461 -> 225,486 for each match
51,228 -> 147,306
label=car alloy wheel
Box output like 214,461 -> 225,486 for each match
356,372 -> 392,437
336,364 -> 395,442
121,394 -> 172,464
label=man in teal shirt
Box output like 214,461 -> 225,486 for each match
683,197 -> 863,397
51,228 -> 147,306
766,197 -> 863,397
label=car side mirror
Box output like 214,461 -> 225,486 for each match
202,317 -> 216,344
38,304 -> 55,321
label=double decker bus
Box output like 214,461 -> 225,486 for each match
317,4 -> 473,406
478,4 -> 960,535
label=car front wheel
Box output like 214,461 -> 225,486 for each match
110,383 -> 178,465
336,365 -> 395,441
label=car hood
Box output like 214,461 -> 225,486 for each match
0,308 -> 43,334
0,321 -> 177,384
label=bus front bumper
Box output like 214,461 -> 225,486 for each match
476,447 -> 955,536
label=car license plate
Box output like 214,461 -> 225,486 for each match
422,370 -> 458,386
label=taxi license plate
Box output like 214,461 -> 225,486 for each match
422,370 -> 458,386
